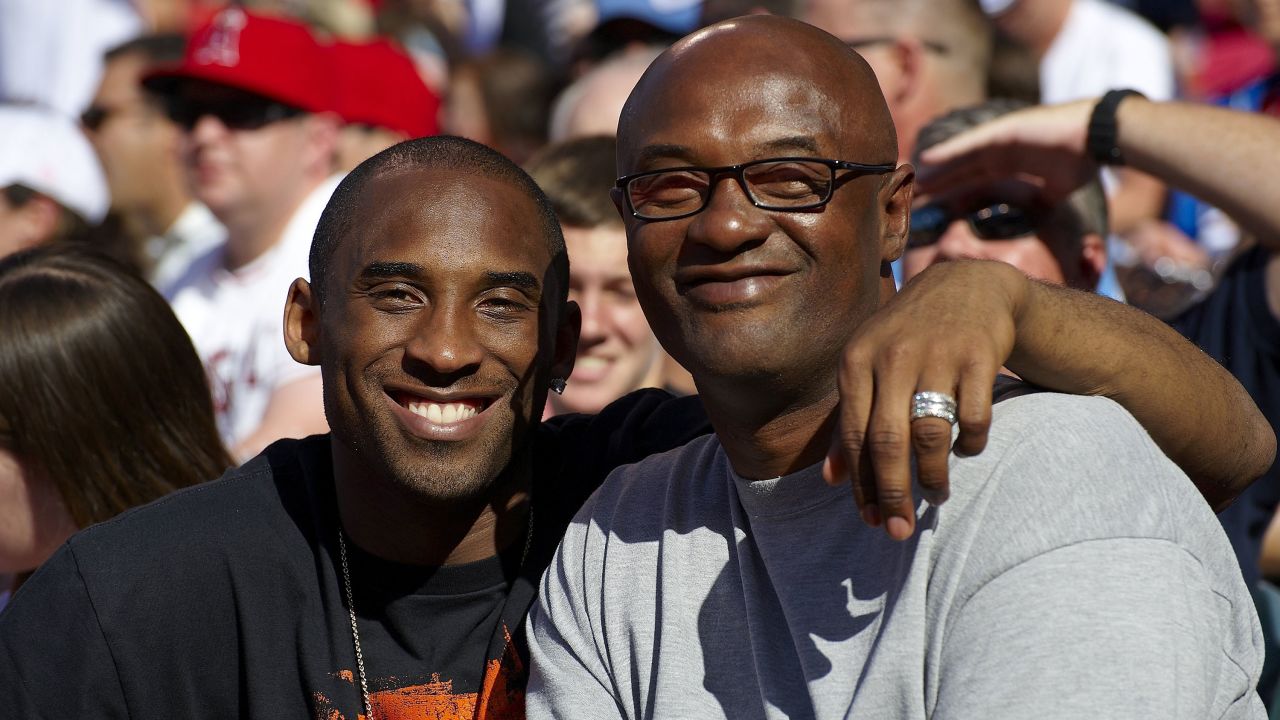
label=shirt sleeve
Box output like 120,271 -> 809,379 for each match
537,389 -> 710,512
933,538 -> 1264,719
525,500 -> 627,720
0,544 -> 130,717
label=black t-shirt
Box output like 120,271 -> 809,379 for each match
1171,246 -> 1280,588
0,389 -> 710,719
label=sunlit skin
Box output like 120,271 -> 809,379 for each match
177,83 -> 324,266
615,17 -> 913,480
904,226 -> 1067,285
550,224 -> 664,415
286,168 -> 577,566
903,185 -> 1104,290
85,52 -> 187,232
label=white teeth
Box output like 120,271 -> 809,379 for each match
406,400 -> 480,425
577,357 -> 609,371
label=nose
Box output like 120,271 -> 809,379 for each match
575,286 -> 607,345
685,174 -> 773,255
188,113 -> 230,144
403,302 -> 485,381
933,219 -> 989,261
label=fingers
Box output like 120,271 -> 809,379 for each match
830,345 -> 879,527
866,356 -> 920,541
954,361 -> 995,458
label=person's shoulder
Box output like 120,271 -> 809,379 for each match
570,433 -> 724,538
64,435 -> 326,567
966,391 -> 1196,512
936,392 -> 1233,585
163,240 -> 225,302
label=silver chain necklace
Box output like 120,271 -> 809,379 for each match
336,506 -> 535,720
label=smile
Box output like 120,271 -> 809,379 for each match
678,272 -> 792,307
387,390 -> 496,441
405,398 -> 484,424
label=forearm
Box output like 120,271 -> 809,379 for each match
1106,168 -> 1165,236
1004,269 -> 1274,508
1119,97 -> 1280,243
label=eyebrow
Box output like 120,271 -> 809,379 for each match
359,260 -> 424,279
634,143 -> 696,167
486,270 -> 541,292
759,135 -> 821,155
633,136 -> 823,169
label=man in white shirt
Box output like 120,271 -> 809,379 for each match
146,8 -> 342,459
83,34 -> 224,293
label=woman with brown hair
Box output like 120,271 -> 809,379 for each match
0,244 -> 230,600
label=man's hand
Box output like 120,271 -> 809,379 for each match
824,260 -> 1028,540
915,99 -> 1097,204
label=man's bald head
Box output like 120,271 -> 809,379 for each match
801,0 -> 992,159
619,15 -> 898,170
613,14 -> 913,411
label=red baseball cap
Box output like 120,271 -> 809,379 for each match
144,7 -> 335,114
329,39 -> 440,139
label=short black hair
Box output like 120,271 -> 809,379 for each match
309,135 -> 568,309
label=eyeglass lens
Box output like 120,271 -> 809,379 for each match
627,160 -> 834,219
907,203 -> 1038,248
165,97 -> 298,131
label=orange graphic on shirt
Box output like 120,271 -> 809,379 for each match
312,624 -> 527,720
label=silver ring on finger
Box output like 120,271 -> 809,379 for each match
911,391 -> 957,425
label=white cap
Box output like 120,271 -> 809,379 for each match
979,0 -> 1019,17
0,104 -> 109,224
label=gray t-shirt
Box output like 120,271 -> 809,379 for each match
527,393 -> 1264,719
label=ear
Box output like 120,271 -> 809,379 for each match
883,37 -> 926,108
1078,231 -> 1107,290
17,195 -> 60,247
304,112 -> 344,176
610,187 -> 628,220
551,299 -> 581,383
879,164 -> 915,263
284,277 -> 323,366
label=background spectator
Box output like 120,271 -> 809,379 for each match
0,245 -> 229,603
329,38 -> 442,173
83,33 -> 225,293
527,135 -> 675,415
147,8 -> 342,459
0,104 -> 108,258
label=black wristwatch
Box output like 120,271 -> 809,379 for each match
1086,89 -> 1144,165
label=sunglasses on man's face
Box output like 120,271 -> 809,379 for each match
163,96 -> 304,131
907,202 -> 1041,249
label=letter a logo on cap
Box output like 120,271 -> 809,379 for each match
195,7 -> 247,67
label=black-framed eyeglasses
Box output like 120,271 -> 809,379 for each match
616,157 -> 896,222
163,95 -> 304,131
908,202 -> 1041,248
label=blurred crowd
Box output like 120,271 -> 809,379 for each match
3,0 -> 1280,714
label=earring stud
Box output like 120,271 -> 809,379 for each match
549,378 -> 567,395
